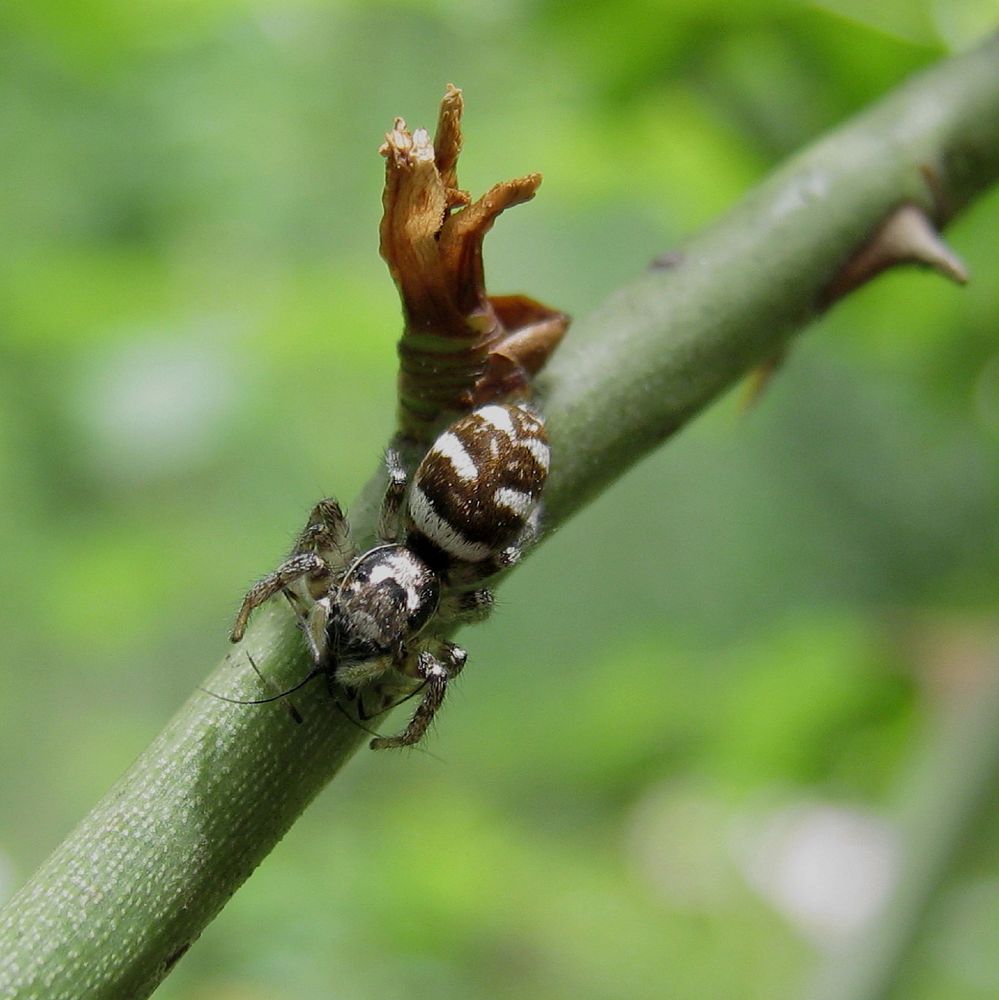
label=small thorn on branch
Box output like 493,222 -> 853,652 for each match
741,350 -> 787,410
821,202 -> 968,308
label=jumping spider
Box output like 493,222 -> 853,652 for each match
229,402 -> 550,749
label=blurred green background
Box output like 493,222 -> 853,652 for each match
3,2 -> 999,998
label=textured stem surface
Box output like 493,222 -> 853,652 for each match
1,33 -> 998,1000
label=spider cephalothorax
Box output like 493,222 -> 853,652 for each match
229,402 -> 549,748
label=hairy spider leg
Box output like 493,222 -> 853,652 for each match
438,588 -> 495,625
230,552 -> 327,643
377,448 -> 408,543
370,641 -> 467,749
230,498 -> 355,642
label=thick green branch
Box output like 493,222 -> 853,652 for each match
537,31 -> 999,523
1,33 -> 998,1000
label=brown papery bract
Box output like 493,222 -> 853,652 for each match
379,84 -> 569,441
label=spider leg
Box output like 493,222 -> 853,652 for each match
282,587 -> 311,619
296,498 -> 352,563
377,448 -> 408,543
447,546 -> 520,587
369,642 -> 467,749
438,588 -> 494,625
231,498 -> 354,642
448,507 -> 542,587
356,680 -> 427,721
230,552 -> 328,642
282,589 -> 331,663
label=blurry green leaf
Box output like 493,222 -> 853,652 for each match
812,0 -> 939,45
932,0 -> 999,50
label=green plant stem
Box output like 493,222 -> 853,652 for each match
538,33 -> 999,523
1,32 -> 998,1000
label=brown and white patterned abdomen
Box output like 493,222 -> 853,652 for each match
407,403 -> 550,562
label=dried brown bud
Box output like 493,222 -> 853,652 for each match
379,84 -> 569,441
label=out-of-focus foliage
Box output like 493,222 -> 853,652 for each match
2,3 -> 999,999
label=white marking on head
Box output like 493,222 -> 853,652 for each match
431,431 -> 478,482
366,551 -> 426,610
367,563 -> 394,587
477,404 -> 515,437
409,486 -> 491,561
493,487 -> 534,517
522,436 -> 550,472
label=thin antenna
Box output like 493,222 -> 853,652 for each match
246,652 -> 304,724
200,665 -> 326,708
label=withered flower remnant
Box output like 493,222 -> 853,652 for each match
379,84 -> 569,441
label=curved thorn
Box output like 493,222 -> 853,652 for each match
883,203 -> 969,283
822,202 -> 969,307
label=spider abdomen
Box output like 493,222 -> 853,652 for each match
408,403 -> 549,562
